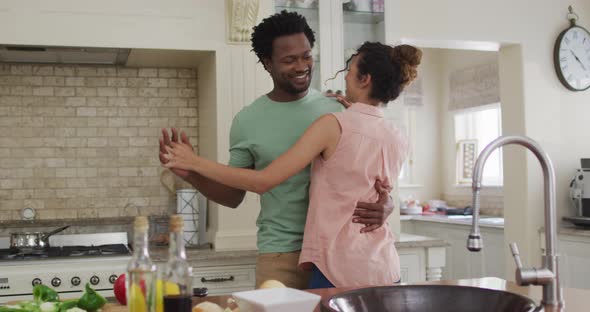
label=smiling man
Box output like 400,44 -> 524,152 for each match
222,11 -> 344,288
159,10 -> 394,289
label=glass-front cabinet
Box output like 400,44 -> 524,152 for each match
275,0 -> 386,93
274,0 -> 418,187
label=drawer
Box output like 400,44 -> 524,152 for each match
192,264 -> 256,295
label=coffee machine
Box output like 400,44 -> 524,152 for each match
564,158 -> 590,226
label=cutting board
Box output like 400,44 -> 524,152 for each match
101,303 -> 127,312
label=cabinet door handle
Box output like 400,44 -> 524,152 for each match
201,275 -> 234,283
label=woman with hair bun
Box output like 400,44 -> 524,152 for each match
164,42 -> 422,288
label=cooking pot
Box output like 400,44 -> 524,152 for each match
10,225 -> 69,250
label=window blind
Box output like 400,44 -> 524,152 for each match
449,62 -> 499,111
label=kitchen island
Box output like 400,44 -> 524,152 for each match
401,214 -> 505,280
148,233 -> 449,295
184,277 -> 587,312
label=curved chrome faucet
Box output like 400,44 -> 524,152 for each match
467,135 -> 563,310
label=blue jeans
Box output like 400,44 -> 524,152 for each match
308,264 -> 402,289
308,265 -> 335,289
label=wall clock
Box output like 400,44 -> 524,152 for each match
554,6 -> 590,91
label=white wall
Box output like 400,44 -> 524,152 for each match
0,0 -> 226,50
389,0 -> 590,278
398,48 -> 444,204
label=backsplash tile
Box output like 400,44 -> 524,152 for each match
0,64 -> 197,221
443,192 -> 504,217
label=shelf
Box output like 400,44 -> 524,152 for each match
275,5 -> 384,25
275,5 -> 318,20
344,9 -> 384,24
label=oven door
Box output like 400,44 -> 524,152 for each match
1,289 -> 116,304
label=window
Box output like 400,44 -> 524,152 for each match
454,104 -> 503,186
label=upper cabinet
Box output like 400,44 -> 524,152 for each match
273,0 -> 419,188
275,0 -> 387,93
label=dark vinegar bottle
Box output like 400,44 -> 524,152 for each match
163,215 -> 193,312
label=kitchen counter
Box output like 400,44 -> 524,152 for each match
151,247 -> 258,267
395,232 -> 448,248
539,225 -> 590,239
0,216 -> 169,228
149,232 -> 447,264
558,225 -> 590,237
183,277 -> 587,312
0,216 -> 170,237
401,214 -> 504,229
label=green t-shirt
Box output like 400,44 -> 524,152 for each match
228,89 -> 344,253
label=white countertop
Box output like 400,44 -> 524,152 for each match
559,226 -> 590,237
400,214 -> 504,229
149,232 -> 449,263
396,232 -> 448,248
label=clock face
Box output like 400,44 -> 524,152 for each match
554,26 -> 590,91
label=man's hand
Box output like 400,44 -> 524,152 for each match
163,142 -> 199,171
353,179 -> 394,233
159,128 -> 193,180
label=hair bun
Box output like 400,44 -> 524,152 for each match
391,44 -> 422,87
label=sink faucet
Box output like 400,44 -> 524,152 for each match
466,135 -> 564,311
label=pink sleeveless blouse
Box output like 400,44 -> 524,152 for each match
298,103 -> 408,287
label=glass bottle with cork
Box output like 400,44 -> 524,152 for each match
162,214 -> 193,312
127,216 -> 157,312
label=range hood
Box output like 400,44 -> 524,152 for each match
0,45 -> 130,65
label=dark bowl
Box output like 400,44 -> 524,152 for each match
322,285 -> 539,312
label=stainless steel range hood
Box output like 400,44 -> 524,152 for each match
0,45 -> 130,65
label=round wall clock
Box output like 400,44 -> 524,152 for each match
554,7 -> 590,91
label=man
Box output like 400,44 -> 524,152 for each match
159,11 -> 394,289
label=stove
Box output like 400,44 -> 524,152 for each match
0,232 -> 132,303
0,244 -> 130,261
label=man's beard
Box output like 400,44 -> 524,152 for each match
279,74 -> 312,94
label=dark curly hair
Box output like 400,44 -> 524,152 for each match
251,10 -> 315,67
335,42 -> 422,103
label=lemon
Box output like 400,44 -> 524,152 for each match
192,301 -> 225,312
129,283 -> 146,312
259,279 -> 286,289
155,279 -> 181,312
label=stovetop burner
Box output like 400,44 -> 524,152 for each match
0,244 -> 131,261
65,245 -> 127,257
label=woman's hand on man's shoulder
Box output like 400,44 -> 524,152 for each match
324,90 -> 351,109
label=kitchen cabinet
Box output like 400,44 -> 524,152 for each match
274,0 -> 417,219
398,246 -> 446,283
187,247 -> 443,295
275,0 -> 387,93
188,251 -> 257,296
403,219 -> 505,280
176,232 -> 446,296
153,249 -> 258,296
540,230 -> 590,289
192,264 -> 256,296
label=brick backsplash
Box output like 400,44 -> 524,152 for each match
0,64 -> 197,221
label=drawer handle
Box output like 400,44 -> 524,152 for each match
201,275 -> 234,283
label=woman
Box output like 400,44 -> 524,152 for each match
164,42 -> 422,288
